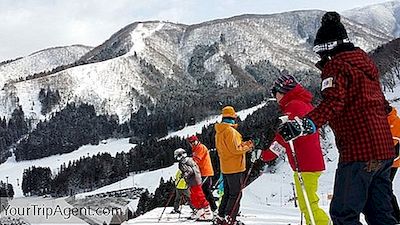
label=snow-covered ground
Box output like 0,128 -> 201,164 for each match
0,138 -> 135,197
123,125 -> 385,225
384,82 -> 400,110
76,163 -> 178,199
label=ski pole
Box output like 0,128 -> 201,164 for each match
212,176 -> 223,190
158,176 -> 183,222
158,189 -> 175,222
178,193 -> 184,219
201,176 -> 209,185
288,140 -> 316,225
291,182 -> 297,208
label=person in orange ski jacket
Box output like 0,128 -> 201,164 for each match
187,135 -> 217,211
385,101 -> 400,222
214,106 -> 254,225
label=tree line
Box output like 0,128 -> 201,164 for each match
14,103 -> 118,161
0,181 -> 14,198
0,106 -> 29,164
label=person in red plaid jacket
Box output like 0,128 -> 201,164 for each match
278,12 -> 396,225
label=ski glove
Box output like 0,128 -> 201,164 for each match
250,149 -> 262,162
278,116 -> 316,142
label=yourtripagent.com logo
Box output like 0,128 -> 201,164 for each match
2,204 -> 123,220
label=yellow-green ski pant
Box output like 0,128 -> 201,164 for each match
294,172 -> 330,225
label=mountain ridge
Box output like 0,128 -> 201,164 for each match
0,9 -> 394,124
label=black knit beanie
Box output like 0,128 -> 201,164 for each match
314,12 -> 348,46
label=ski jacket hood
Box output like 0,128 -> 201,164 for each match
279,84 -> 313,112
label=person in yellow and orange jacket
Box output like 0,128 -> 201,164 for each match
171,169 -> 194,214
385,101 -> 400,222
187,135 -> 217,212
214,106 -> 254,225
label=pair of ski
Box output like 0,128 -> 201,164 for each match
167,216 -> 213,223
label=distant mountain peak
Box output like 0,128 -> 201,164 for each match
343,1 -> 400,37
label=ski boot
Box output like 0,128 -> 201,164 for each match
212,215 -> 225,225
196,205 -> 213,221
224,215 -> 245,225
170,209 -> 180,214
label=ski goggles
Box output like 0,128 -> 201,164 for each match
313,38 -> 351,54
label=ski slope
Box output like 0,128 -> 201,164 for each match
162,101 -> 270,140
0,138 -> 135,197
385,80 -> 400,110
76,163 -> 179,199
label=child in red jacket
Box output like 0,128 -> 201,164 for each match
262,74 -> 329,225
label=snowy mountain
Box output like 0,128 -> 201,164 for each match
343,1 -> 400,37
0,45 -> 93,118
0,10 -> 392,123
0,45 -> 92,88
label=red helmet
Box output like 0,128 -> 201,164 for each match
187,135 -> 198,143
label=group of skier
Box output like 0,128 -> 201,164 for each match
173,105 -> 255,225
171,11 -> 400,225
172,135 -> 217,221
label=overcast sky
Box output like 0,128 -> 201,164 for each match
0,0 -> 393,61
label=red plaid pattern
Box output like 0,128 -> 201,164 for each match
307,48 -> 395,162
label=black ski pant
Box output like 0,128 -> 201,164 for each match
218,172 -> 244,221
390,143 -> 400,223
390,167 -> 400,223
330,159 -> 397,225
173,188 -> 192,212
202,176 -> 217,211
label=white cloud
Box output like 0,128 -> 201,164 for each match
0,0 -> 392,61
